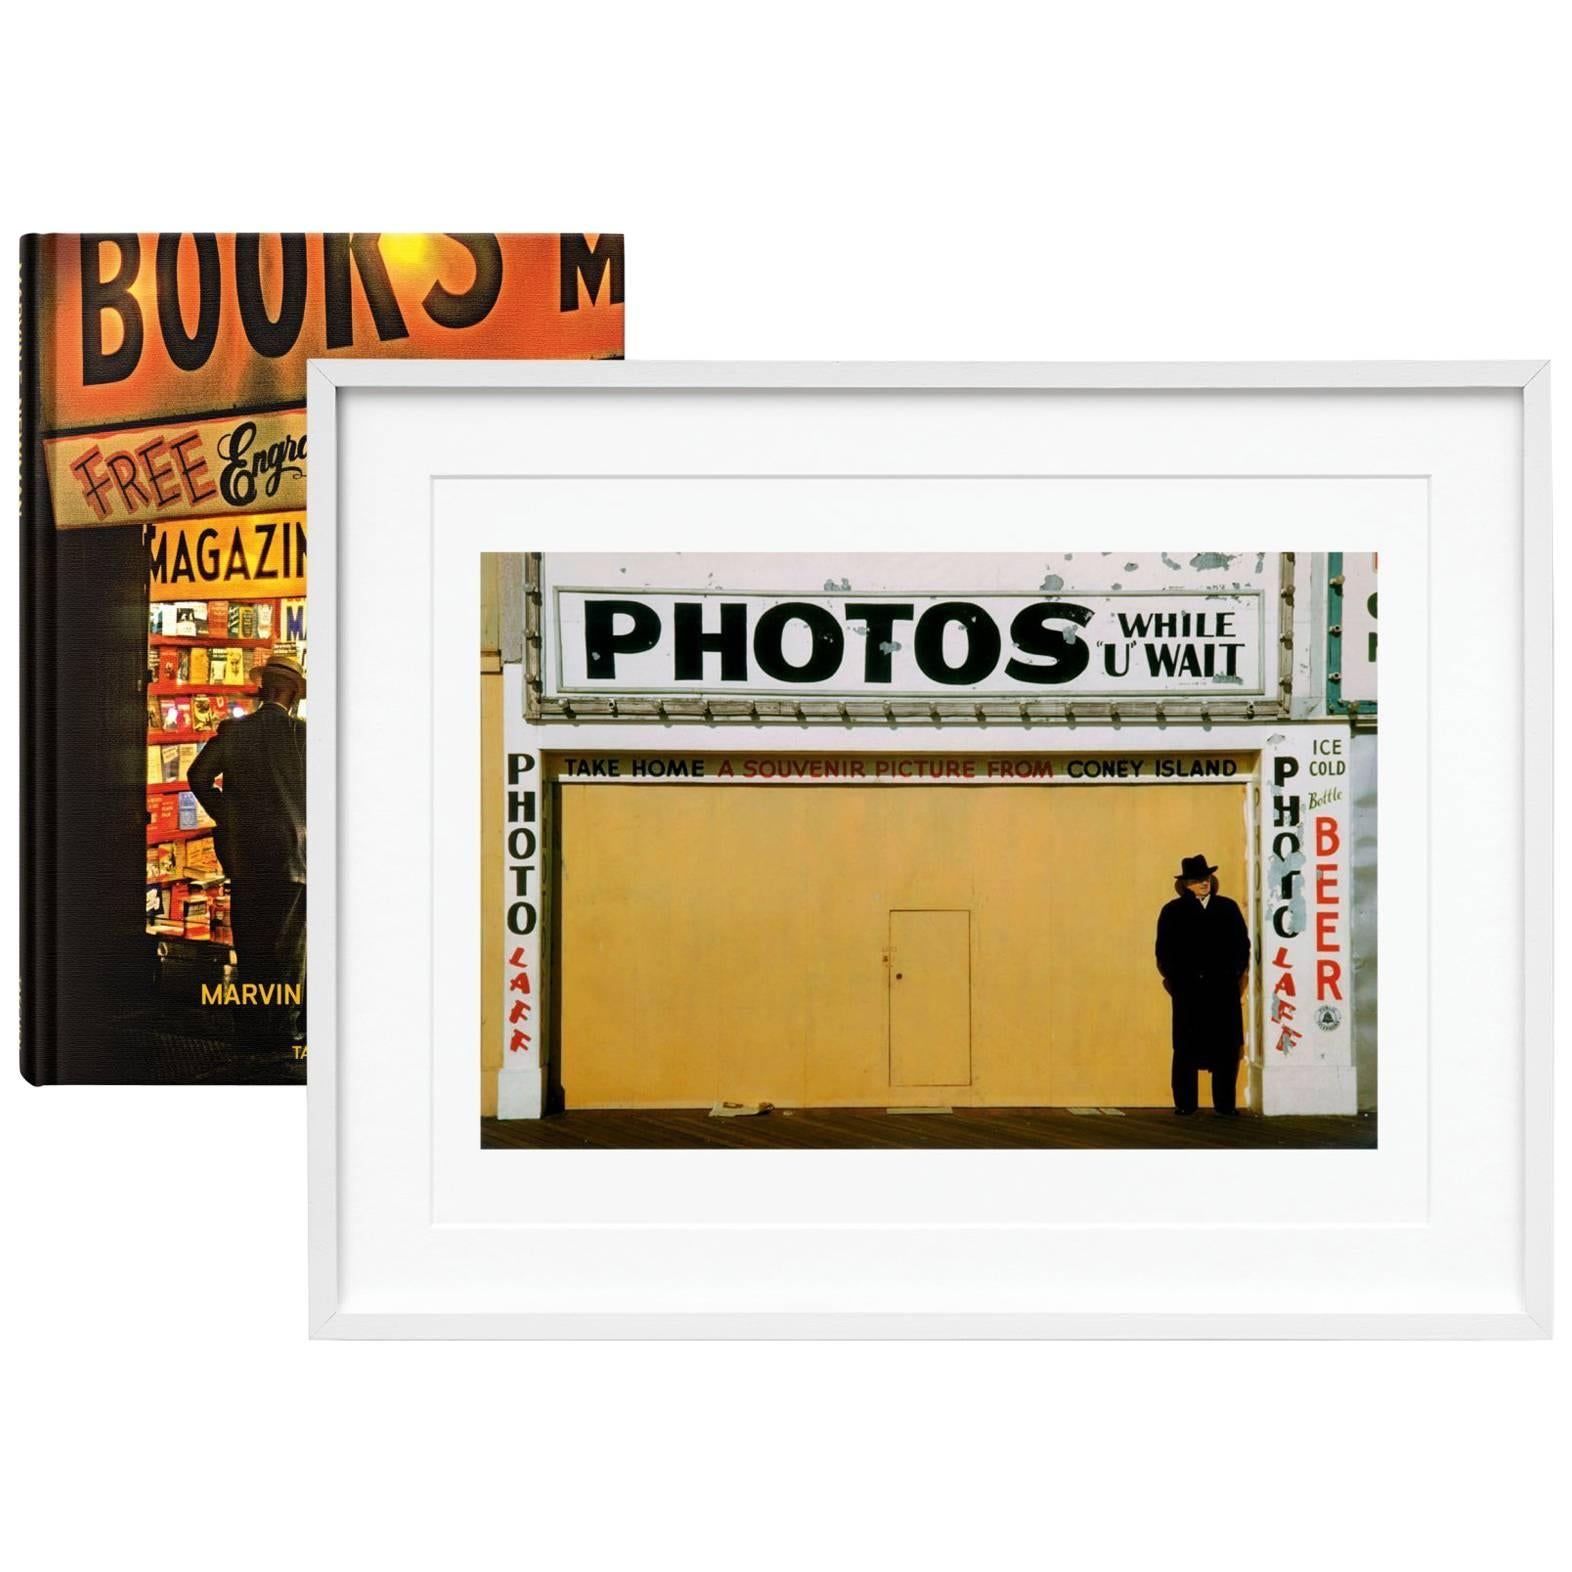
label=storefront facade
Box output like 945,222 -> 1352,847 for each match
482,552 -> 1372,1119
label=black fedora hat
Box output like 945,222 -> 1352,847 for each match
1178,854 -> 1217,880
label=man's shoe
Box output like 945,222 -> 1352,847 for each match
1174,1107 -> 1196,1116
1213,1108 -> 1240,1118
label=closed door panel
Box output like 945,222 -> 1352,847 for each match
889,909 -> 972,1087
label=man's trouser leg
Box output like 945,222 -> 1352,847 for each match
229,878 -> 264,1051
1171,1052 -> 1198,1113
275,883 -> 306,1048
1211,1051 -> 1239,1113
230,878 -> 304,1053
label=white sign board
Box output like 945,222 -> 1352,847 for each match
1260,725 -> 1355,1114
549,588 -> 1267,700
497,665 -> 545,1120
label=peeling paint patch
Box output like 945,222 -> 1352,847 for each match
1111,583 -> 1122,591
1189,552 -> 1236,570
1124,562 -> 1139,573
1212,673 -> 1244,685
1161,553 -> 1182,570
1267,842 -> 1307,940
879,640 -> 903,654
1040,573 -> 1065,592
822,577 -> 851,592
1254,553 -> 1265,574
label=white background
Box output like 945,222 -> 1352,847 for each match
1,5 -> 1563,1570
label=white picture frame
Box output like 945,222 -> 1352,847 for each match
306,361 -> 1552,1339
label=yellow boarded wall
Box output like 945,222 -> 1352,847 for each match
557,782 -> 1250,1108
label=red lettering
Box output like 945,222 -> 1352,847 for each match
1315,864 -> 1340,903
169,430 -> 217,506
508,971 -> 531,995
1316,960 -> 1344,1001
70,447 -> 114,520
1272,970 -> 1296,996
508,1029 -> 531,1053
508,999 -> 531,1023
136,435 -> 181,507
106,451 -> 148,513
1315,816 -> 1340,856
1316,909 -> 1340,950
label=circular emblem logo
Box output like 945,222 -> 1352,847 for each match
1315,1004 -> 1342,1031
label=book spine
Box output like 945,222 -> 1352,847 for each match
18,235 -> 55,1083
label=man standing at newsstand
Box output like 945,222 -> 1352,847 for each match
188,651 -> 307,1058
1155,852 -> 1252,1115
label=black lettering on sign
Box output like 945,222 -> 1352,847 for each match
753,602 -> 844,683
322,233 -> 409,349
674,601 -> 747,682
844,603 -> 915,683
234,234 -> 309,359
1006,601 -> 1092,685
80,235 -> 144,387
424,235 -> 504,329
560,234 -> 624,312
155,234 -> 221,373
914,601 -> 1000,685
76,233 -> 512,386
216,419 -> 308,509
506,753 -> 538,937
584,600 -> 662,679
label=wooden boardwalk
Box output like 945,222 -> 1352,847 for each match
482,1106 -> 1376,1150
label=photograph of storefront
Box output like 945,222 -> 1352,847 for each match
21,233 -> 624,1084
480,551 -> 1377,1149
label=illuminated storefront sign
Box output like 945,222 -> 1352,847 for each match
36,232 -> 625,434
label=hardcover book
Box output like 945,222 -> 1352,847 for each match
21,232 -> 625,1083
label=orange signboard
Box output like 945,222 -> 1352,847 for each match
35,232 -> 623,432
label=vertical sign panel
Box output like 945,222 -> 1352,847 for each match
1261,725 -> 1355,1114
498,664 -> 545,1118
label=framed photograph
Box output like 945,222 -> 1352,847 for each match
307,361 -> 1551,1338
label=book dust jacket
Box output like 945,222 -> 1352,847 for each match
20,233 -> 624,1083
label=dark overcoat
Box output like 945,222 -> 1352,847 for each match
1154,891 -> 1250,1070
187,705 -> 307,883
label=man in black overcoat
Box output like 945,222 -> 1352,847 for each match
1154,853 -> 1251,1115
188,651 -> 307,1056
